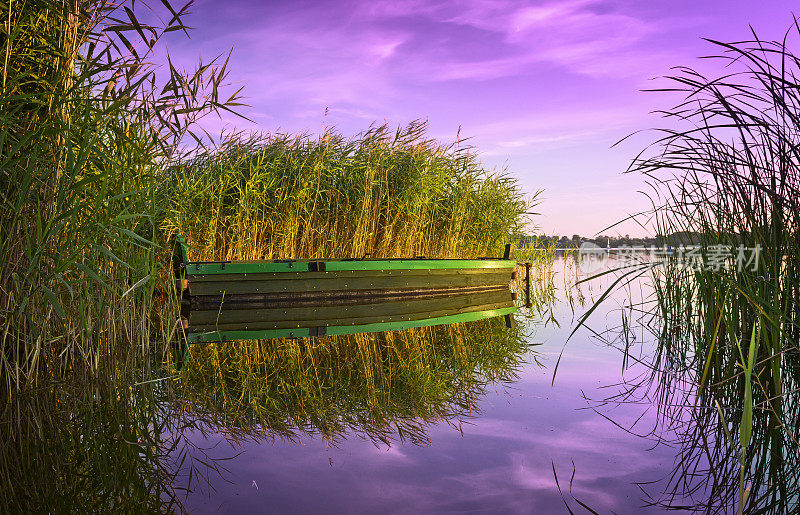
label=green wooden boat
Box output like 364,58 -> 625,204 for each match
174,235 -> 517,306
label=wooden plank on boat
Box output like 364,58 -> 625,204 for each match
188,267 -> 510,283
190,284 -> 509,309
187,270 -> 512,296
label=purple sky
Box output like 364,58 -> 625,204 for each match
167,0 -> 797,237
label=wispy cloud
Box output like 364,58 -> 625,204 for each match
462,106 -> 649,157
368,0 -> 673,80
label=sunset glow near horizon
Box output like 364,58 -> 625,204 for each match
167,0 -> 797,238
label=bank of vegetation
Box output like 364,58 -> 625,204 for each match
0,1 -> 533,511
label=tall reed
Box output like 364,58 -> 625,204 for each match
0,0 -> 239,511
0,0 -> 239,391
607,21 -> 800,512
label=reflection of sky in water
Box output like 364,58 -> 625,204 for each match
180,260 -> 677,513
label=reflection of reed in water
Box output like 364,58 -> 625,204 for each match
0,316 -> 532,512
637,309 -> 798,513
586,275 -> 800,514
0,380 -> 184,512
176,316 -> 535,446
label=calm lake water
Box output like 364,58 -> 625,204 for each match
173,258 -> 694,513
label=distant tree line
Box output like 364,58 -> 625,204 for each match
515,232 -> 704,249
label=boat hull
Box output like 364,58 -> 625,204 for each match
187,289 -> 516,343
183,259 -> 516,299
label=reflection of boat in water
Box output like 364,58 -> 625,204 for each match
174,235 -> 517,343
187,289 -> 516,343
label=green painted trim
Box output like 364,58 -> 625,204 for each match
187,261 -> 299,274
323,259 -> 515,272
186,259 -> 515,275
325,306 -> 516,336
188,306 -> 516,343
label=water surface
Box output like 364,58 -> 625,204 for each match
174,259 -> 685,513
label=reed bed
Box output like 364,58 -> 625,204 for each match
0,0 -> 529,398
164,124 -> 530,261
515,237 -> 558,269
